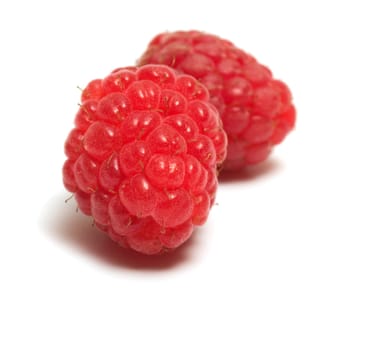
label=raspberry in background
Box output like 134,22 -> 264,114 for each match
62,64 -> 227,255
138,30 -> 296,171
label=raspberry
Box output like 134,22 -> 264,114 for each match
63,64 -> 227,255
138,30 -> 296,171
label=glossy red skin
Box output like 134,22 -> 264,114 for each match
63,64 -> 227,255
138,31 -> 296,171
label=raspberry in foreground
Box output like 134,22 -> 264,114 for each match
138,30 -> 296,171
62,64 -> 227,255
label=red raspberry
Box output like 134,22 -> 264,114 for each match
62,64 -> 227,255
138,30 -> 296,171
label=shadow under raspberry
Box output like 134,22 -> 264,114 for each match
39,192 -> 204,270
218,158 -> 283,183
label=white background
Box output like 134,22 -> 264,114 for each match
1,1 -> 367,349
